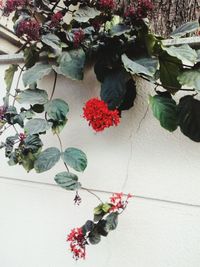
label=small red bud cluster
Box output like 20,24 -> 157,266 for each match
16,19 -> 40,41
125,0 -> 153,19
0,106 -> 6,120
2,0 -> 26,15
109,192 -> 133,212
67,228 -> 87,260
73,29 -> 85,48
83,98 -> 120,132
19,133 -> 26,142
98,0 -> 115,10
50,11 -> 63,27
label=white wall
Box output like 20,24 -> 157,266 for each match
0,63 -> 200,267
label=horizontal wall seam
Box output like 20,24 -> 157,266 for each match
0,175 -> 200,209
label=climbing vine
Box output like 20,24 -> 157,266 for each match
0,0 -> 200,260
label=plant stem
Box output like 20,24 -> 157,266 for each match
56,133 -> 70,172
12,66 -> 24,106
139,75 -> 195,92
50,71 -> 58,100
81,187 -> 103,203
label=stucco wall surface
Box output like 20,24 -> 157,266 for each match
0,63 -> 200,267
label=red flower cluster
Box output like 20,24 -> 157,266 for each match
50,11 -> 63,27
0,106 -> 6,120
124,5 -> 135,17
16,19 -> 40,41
67,228 -> 87,260
19,133 -> 26,142
83,98 -> 120,132
98,0 -> 115,10
137,0 -> 153,18
3,0 -> 26,15
109,192 -> 133,212
73,29 -> 84,48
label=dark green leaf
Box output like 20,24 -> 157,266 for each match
24,118 -> 51,135
88,230 -> 101,245
178,96 -> 200,142
24,45 -> 39,68
4,64 -> 18,92
101,70 -> 129,110
170,21 -> 199,38
105,212 -> 118,231
110,23 -> 131,36
119,79 -> 137,111
23,63 -> 52,87
41,33 -> 61,54
24,134 -> 43,153
159,53 -> 181,93
45,99 -> 69,121
62,147 -> 87,172
73,7 -> 100,23
122,54 -> 158,77
16,89 -> 48,105
34,147 -> 60,173
53,49 -> 86,80
51,118 -> 67,134
150,94 -> 178,132
54,171 -> 81,190
162,45 -> 197,66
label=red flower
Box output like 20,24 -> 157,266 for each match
19,133 -> 26,142
98,0 -> 115,10
137,0 -> 153,18
0,106 -> 6,120
16,19 -> 40,41
83,98 -> 120,132
50,11 -> 63,27
67,228 -> 87,260
124,5 -> 135,18
109,192 -> 133,212
3,0 -> 26,15
73,29 -> 84,48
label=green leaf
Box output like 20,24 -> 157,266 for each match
100,70 -> 129,110
149,94 -> 178,132
74,7 -> 101,23
54,171 -> 81,190
34,147 -> 60,173
4,64 -> 18,92
170,21 -> 199,38
178,69 -> 200,91
178,96 -> 200,142
162,45 -> 197,66
105,212 -> 118,231
25,118 -> 51,135
62,147 -> 87,172
24,134 -> 43,153
21,151 -> 38,172
23,63 -> 52,87
16,89 -> 48,105
41,33 -> 61,54
52,118 -> 67,134
110,23 -> 131,36
24,45 -> 39,68
122,54 -> 158,77
45,99 -> 69,121
159,53 -> 181,93
53,49 -> 85,80
88,230 -> 101,245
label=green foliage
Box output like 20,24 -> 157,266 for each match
24,45 -> 39,68
45,99 -> 69,121
54,171 -> 81,190
54,49 -> 86,80
62,147 -> 87,172
178,96 -> 200,142
24,118 -> 51,135
73,7 -> 101,23
16,89 -> 48,105
170,21 -> 200,38
23,63 -> 52,87
150,94 -> 178,132
34,147 -> 61,173
178,69 -> 200,91
4,64 -> 18,92
41,33 -> 62,54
